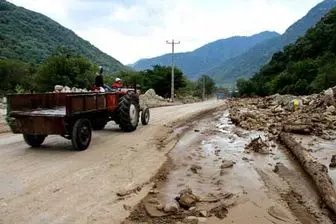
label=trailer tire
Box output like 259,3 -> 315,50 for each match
117,92 -> 140,132
141,107 -> 150,125
23,134 -> 47,147
72,119 -> 92,151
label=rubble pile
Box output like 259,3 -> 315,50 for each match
139,89 -> 173,108
228,86 -> 336,139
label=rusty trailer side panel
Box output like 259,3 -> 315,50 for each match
7,92 -> 111,135
9,116 -> 65,135
66,93 -> 107,115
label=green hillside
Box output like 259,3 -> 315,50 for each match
237,7 -> 336,96
0,0 -> 126,72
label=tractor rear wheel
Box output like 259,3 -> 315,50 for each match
117,92 -> 140,132
23,134 -> 47,147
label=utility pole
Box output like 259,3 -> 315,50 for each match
166,39 -> 180,102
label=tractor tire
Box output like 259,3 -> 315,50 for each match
71,119 -> 92,151
92,118 -> 107,130
117,91 -> 140,132
23,134 -> 47,147
141,107 -> 150,125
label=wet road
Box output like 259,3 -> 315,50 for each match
129,110 -> 334,224
0,100 -> 224,224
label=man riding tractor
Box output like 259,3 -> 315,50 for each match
112,78 -> 123,89
93,66 -> 105,92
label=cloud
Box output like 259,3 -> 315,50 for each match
8,0 -> 323,64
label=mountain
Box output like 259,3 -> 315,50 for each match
210,0 -> 336,85
131,31 -> 280,80
0,0 -> 126,72
237,7 -> 336,96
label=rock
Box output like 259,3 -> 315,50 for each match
221,160 -> 234,169
209,204 -> 228,219
176,188 -> 199,209
117,190 -> 132,197
54,85 -> 63,92
184,216 -> 207,224
149,189 -> 159,194
123,204 -> 132,211
327,106 -> 336,114
163,203 -> 179,214
190,164 -> 202,174
268,206 -> 290,222
199,210 -> 207,217
330,155 -> 336,168
148,198 -> 160,204
189,207 -> 196,211
245,137 -> 270,154
156,204 -> 164,210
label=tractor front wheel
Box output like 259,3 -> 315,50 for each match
23,134 -> 47,147
141,107 -> 150,125
71,119 -> 92,151
117,92 -> 140,132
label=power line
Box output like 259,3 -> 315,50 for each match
166,39 -> 180,102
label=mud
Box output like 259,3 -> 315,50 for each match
124,107 -> 336,223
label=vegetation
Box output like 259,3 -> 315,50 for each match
237,7 -> 336,96
0,1 -> 126,72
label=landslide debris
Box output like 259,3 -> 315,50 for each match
228,86 -> 336,139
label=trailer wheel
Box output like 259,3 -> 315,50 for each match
71,119 -> 92,151
117,92 -> 140,132
141,107 -> 150,125
23,134 -> 47,147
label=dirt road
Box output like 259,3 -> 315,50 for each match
0,100 -> 224,224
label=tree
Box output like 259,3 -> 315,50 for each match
34,50 -> 96,92
140,65 -> 187,98
0,59 -> 35,94
194,75 -> 216,98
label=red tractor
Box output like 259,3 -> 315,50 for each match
6,88 -> 150,151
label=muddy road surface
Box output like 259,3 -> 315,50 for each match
125,109 -> 336,223
0,100 -> 224,224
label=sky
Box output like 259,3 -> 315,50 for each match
8,0 -> 324,65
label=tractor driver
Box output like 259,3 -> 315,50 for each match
112,78 -> 123,89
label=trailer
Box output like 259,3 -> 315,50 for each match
6,90 -> 150,151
